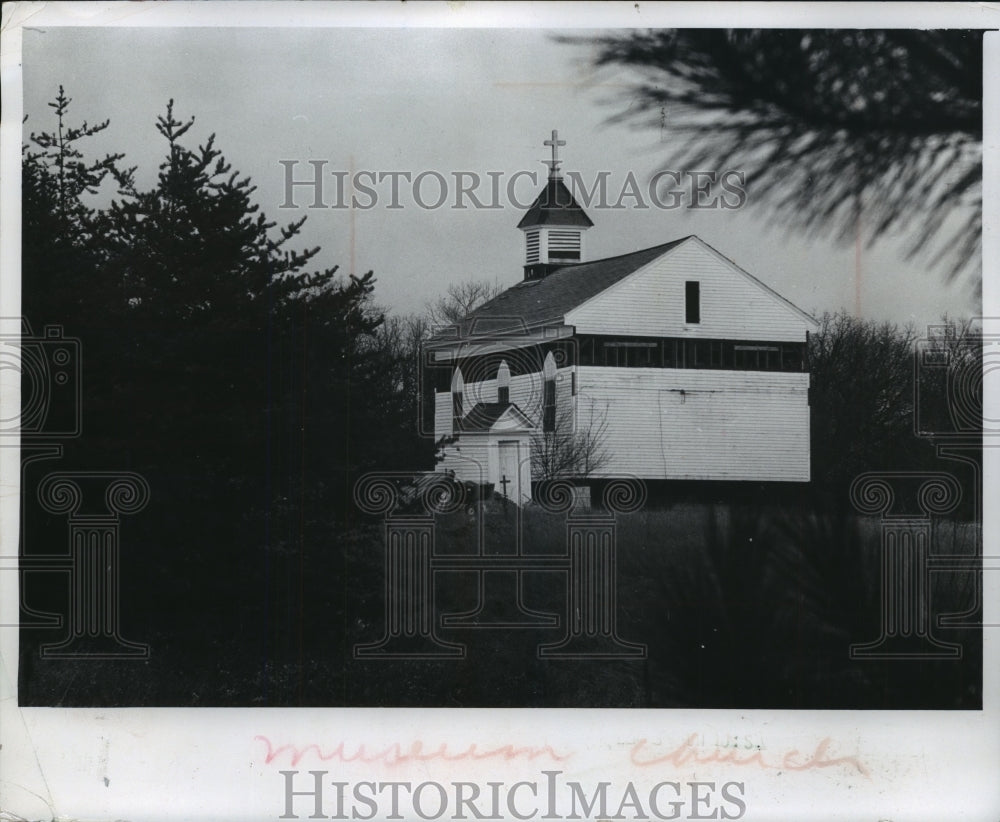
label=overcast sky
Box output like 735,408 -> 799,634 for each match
21,24 -> 980,332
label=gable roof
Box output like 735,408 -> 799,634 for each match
448,237 -> 691,335
459,403 -> 534,432
692,237 -> 820,328
516,178 -> 594,229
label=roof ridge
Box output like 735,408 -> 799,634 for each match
429,235 -> 696,341
550,235 -> 694,272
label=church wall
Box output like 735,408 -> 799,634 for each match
565,238 -> 814,342
576,366 -> 810,481
436,362 -> 807,482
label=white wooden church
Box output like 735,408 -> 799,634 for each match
425,133 -> 816,504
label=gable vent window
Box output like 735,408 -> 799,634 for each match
548,230 -> 581,261
525,231 -> 541,264
685,281 -> 700,324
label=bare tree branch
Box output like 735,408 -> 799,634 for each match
532,400 -> 610,480
425,279 -> 506,330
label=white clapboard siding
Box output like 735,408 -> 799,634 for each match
576,367 -> 810,481
565,237 -> 815,342
434,391 -> 452,441
509,373 -> 541,425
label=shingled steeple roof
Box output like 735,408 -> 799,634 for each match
516,177 -> 594,229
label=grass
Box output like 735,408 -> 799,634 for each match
18,500 -> 982,708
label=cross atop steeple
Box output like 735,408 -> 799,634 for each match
543,129 -> 566,179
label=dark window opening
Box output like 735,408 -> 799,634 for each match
448,338 -> 807,380
543,379 -> 556,432
691,340 -> 709,368
734,345 -> 780,370
685,281 -> 700,324
662,339 -> 676,368
781,343 -> 803,371
603,341 -> 656,368
498,386 -> 510,404
574,335 -> 807,373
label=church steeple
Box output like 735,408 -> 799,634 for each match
518,130 -> 593,281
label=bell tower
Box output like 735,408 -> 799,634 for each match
517,130 -> 594,281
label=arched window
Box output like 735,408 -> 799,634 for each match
542,352 -> 557,432
497,360 -> 511,405
451,367 -> 464,430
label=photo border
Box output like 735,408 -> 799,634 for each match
1,2 -> 998,820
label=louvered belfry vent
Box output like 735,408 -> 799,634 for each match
548,230 -> 581,261
525,230 -> 541,264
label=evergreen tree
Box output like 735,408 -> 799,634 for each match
21,85 -> 133,327
88,101 -> 385,506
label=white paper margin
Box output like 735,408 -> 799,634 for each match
1,3 -> 998,821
